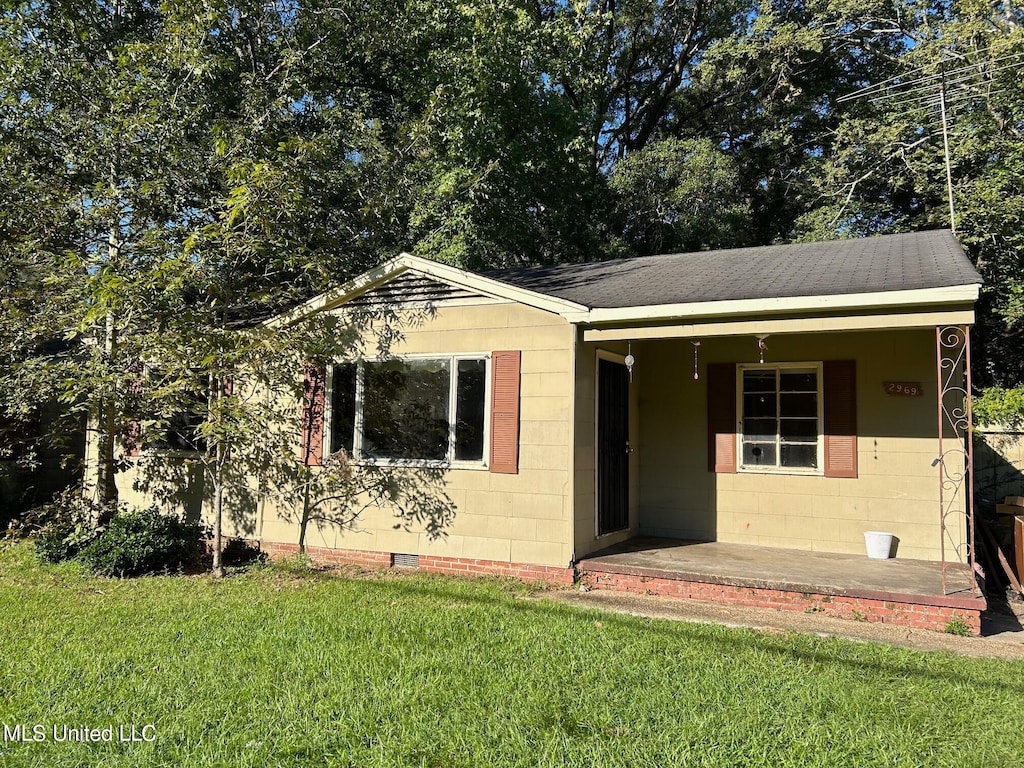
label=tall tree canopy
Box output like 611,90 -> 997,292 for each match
1,0 -> 1023,510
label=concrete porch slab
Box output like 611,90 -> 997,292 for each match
577,537 -> 984,613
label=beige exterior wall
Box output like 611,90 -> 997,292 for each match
108,299 -> 576,568
91,301 -> 974,568
576,328 -> 964,562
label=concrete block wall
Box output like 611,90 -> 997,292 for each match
249,300 -> 577,569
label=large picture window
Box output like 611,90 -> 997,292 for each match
739,364 -> 821,472
329,356 -> 488,465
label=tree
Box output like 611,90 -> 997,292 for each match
783,2 -> 1024,391
0,0 -> 236,513
608,137 -> 750,254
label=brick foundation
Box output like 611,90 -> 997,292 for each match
580,569 -> 982,635
259,540 -> 575,585
260,541 -> 391,569
416,555 -> 575,585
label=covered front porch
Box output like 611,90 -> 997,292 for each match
576,537 -> 985,633
576,325 -> 973,561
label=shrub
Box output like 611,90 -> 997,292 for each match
35,520 -> 104,565
14,489 -> 113,563
78,507 -> 209,578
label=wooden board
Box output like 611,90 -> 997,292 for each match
997,503 -> 1024,517
1016,517 -> 1024,583
1004,495 -> 1024,507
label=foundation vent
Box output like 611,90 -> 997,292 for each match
391,553 -> 420,569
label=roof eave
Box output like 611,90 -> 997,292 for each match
564,284 -> 981,326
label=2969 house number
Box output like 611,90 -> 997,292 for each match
883,381 -> 922,396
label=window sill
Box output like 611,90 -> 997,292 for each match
737,466 -> 823,476
132,450 -> 207,459
352,458 -> 489,471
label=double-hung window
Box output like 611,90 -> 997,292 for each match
738,364 -> 822,472
328,355 -> 488,465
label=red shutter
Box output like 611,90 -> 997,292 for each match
824,360 -> 857,478
125,360 -> 144,457
301,364 -> 326,466
489,351 -> 521,474
707,363 -> 737,473
125,421 -> 142,457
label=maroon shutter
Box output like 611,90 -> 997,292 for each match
707,363 -> 737,473
125,421 -> 142,457
824,360 -> 857,478
489,351 -> 521,474
125,360 -> 144,457
301,364 -> 326,466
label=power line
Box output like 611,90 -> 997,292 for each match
836,49 -> 1023,235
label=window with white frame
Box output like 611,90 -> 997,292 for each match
738,364 -> 821,471
329,356 -> 488,464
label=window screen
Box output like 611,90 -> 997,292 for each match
330,363 -> 357,454
454,359 -> 486,461
741,367 -> 819,470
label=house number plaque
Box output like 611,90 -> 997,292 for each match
883,381 -> 922,396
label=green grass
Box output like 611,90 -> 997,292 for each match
0,544 -> 1021,768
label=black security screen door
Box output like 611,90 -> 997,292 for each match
598,358 -> 629,535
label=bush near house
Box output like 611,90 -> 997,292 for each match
77,507 -> 208,577
7,494 -> 208,577
13,488 -> 111,563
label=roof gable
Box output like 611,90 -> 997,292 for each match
266,253 -> 587,327
347,272 -> 481,307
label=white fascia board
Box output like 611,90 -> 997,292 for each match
265,253 -> 587,328
564,284 -> 981,325
263,255 -> 410,329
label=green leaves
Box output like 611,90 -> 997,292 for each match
609,137 -> 751,254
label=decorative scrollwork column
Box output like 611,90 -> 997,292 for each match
936,325 -> 975,595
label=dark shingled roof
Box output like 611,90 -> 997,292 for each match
484,231 -> 981,310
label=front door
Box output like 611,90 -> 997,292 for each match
597,358 -> 629,535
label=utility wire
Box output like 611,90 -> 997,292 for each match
836,49 -> 1023,235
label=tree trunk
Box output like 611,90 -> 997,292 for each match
298,473 -> 311,555
211,378 -> 225,577
94,310 -> 119,521
212,459 -> 224,577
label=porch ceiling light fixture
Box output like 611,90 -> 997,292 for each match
756,334 -> 769,364
691,340 -> 701,380
625,341 -> 635,382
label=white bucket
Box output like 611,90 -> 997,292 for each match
864,531 -> 895,559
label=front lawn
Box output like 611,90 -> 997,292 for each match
0,544 -> 1020,768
